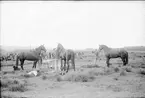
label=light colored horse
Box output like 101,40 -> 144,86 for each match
98,45 -> 128,67
54,43 -> 75,75
93,49 -> 100,65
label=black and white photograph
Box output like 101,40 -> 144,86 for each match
0,1 -> 145,98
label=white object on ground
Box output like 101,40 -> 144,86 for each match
28,70 -> 38,76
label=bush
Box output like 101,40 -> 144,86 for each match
8,84 -> 27,92
120,70 -> 127,76
104,67 -> 115,75
1,95 -> 16,98
114,67 -> 120,72
81,64 -> 100,68
41,75 -> 48,80
56,71 -> 95,82
125,66 -> 132,72
21,74 -> 33,78
139,68 -> 145,75
88,69 -> 105,76
1,79 -> 28,92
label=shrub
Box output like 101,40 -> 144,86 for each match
114,67 -> 120,72
125,66 -> 132,72
21,74 -> 33,78
82,64 -> 100,68
104,67 -> 114,75
41,75 -> 48,80
120,70 -> 127,76
138,68 -> 145,75
1,79 -> 28,92
56,71 -> 95,82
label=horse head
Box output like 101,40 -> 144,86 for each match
55,43 -> 65,59
40,44 -> 47,53
98,45 -> 109,52
35,45 -> 47,55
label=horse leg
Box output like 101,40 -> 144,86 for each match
63,60 -> 66,74
106,58 -> 110,67
121,57 -> 126,66
20,60 -> 24,70
60,59 -> 63,72
72,59 -> 75,71
125,53 -> 128,65
15,56 -> 19,69
33,61 -> 37,68
66,60 -> 70,73
32,62 -> 35,68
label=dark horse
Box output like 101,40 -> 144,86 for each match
13,45 -> 46,70
55,43 -> 75,75
98,45 -> 128,67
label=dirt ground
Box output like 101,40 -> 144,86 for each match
1,51 -> 145,98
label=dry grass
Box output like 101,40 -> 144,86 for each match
21,73 -> 34,78
81,64 -> 100,68
120,70 -> 127,76
41,75 -> 48,80
56,71 -> 96,82
88,69 -> 105,76
138,68 -> 145,75
125,66 -> 132,72
104,67 -> 115,75
1,78 -> 28,92
1,95 -> 16,98
1,95 -> 28,98
114,67 -> 120,72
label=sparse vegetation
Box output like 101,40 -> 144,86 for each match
41,75 -> 48,80
82,64 -> 100,68
1,48 -> 145,98
120,70 -> 127,76
8,84 -> 27,92
1,95 -> 16,98
114,67 -> 120,72
104,67 -> 115,75
138,68 -> 145,75
1,78 -> 28,92
21,73 -> 33,78
56,71 -> 95,82
125,66 -> 132,72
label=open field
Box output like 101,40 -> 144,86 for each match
1,50 -> 145,98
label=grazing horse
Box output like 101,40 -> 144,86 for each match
55,43 -> 75,75
13,45 -> 46,70
98,45 -> 128,67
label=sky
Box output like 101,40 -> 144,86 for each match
1,1 -> 145,49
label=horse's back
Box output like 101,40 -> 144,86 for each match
17,50 -> 40,60
66,49 -> 75,55
65,49 -> 75,60
106,48 -> 128,57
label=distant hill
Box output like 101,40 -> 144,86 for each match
0,45 -> 53,53
0,45 -> 145,54
124,46 -> 145,51
0,45 -> 31,52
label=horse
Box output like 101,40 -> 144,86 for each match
55,43 -> 75,75
93,49 -> 101,65
98,45 -> 128,67
13,45 -> 46,70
